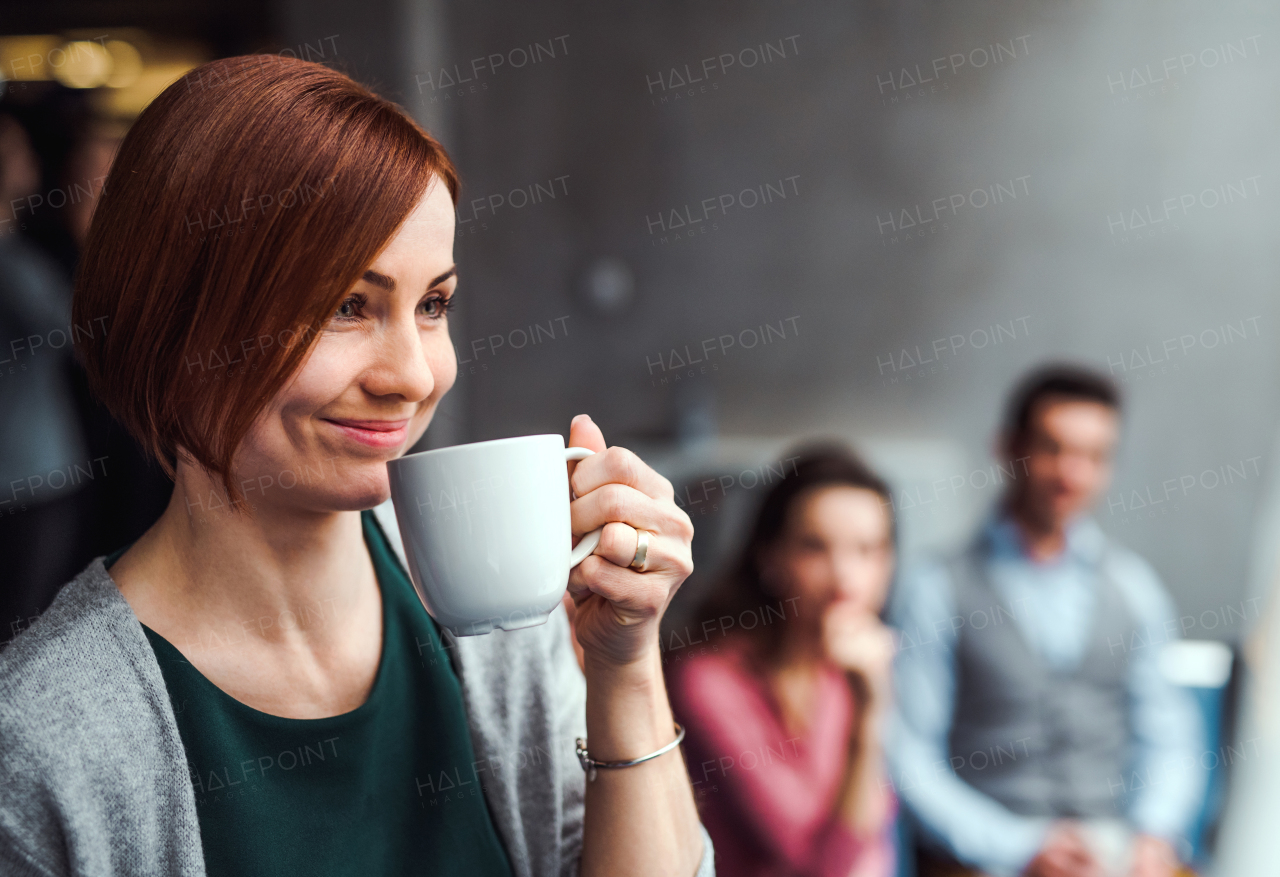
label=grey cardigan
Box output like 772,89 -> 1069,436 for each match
0,498 -> 715,877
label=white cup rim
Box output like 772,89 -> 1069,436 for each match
388,433 -> 564,470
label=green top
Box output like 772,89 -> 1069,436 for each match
105,510 -> 514,877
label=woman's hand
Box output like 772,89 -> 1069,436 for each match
565,414 -> 695,668
822,600 -> 896,711
827,602 -> 897,839
565,415 -> 704,876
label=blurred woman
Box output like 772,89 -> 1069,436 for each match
668,444 -> 899,877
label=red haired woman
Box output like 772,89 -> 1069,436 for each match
0,56 -> 710,877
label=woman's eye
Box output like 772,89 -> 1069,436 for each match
422,295 -> 454,320
333,294 -> 365,322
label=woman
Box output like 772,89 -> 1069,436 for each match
668,445 -> 899,877
0,56 -> 711,877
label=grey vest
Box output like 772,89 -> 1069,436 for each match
946,543 -> 1133,818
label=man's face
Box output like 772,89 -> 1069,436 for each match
1012,396 -> 1119,530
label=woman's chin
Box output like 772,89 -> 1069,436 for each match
350,481 -> 393,511
306,469 -> 392,512
320,491 -> 392,513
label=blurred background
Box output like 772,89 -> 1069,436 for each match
3,0 -> 1280,872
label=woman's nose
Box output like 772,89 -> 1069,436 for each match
368,315 -> 437,401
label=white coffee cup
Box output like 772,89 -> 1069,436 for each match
385,434 -> 602,636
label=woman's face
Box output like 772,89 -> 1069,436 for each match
229,177 -> 458,513
761,485 -> 895,625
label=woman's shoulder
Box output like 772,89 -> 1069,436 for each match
3,559 -> 116,688
0,558 -> 202,875
0,556 -> 170,762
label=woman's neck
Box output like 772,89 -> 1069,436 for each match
118,477 -> 367,631
773,617 -> 826,670
751,622 -> 828,736
107,464 -> 385,718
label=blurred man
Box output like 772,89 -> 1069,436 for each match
888,365 -> 1204,877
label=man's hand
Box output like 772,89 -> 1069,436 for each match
1023,822 -> 1103,877
1128,834 -> 1178,877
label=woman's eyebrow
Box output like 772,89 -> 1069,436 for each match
362,269 -> 395,290
360,266 -> 457,290
429,267 -> 457,288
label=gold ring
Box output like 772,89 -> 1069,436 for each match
629,528 -> 650,572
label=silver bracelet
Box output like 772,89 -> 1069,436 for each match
575,722 -> 686,782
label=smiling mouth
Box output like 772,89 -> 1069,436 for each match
324,418 -> 410,431
322,418 -> 411,448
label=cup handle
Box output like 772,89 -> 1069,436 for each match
566,446 -> 603,567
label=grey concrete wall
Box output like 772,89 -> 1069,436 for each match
282,0 -> 1280,642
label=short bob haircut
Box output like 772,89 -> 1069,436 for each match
72,55 -> 460,508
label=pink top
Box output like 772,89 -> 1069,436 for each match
668,639 -> 897,877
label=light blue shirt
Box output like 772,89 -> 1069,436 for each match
886,513 -> 1206,876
